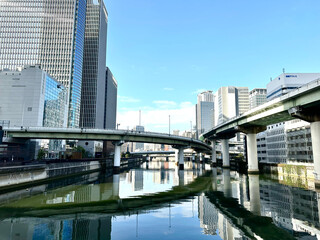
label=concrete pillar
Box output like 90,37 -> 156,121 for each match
211,140 -> 217,166
174,149 -> 179,165
178,147 -> 184,170
311,121 -> 320,187
178,169 -> 185,186
199,153 -> 203,163
248,174 -> 261,215
192,154 -> 195,162
212,168 -> 218,191
221,139 -> 230,168
113,144 -> 121,173
247,133 -> 259,174
223,169 -> 232,198
112,174 -> 120,198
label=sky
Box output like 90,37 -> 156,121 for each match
103,0 -> 320,133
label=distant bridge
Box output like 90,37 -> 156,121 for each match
2,127 -> 212,170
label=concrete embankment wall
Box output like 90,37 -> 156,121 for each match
0,158 -> 143,191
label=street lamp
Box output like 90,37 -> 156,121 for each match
169,115 -> 171,135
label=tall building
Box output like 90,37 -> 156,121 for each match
196,91 -> 214,136
0,0 -> 88,128
249,88 -> 267,109
104,67 -> 117,129
80,0 -> 108,129
259,73 -> 320,164
214,86 -> 249,126
0,65 -> 68,158
132,125 -> 145,151
214,86 -> 249,143
267,73 -> 320,101
0,66 -> 67,128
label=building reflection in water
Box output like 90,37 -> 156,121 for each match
0,216 -> 112,240
215,169 -> 320,239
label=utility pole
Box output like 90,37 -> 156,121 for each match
169,115 -> 171,135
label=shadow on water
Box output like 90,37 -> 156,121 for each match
0,166 -> 297,240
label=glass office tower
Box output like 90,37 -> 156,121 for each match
0,0 -> 87,128
80,0 -> 108,129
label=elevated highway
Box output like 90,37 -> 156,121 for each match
203,78 -> 320,180
1,127 -> 211,171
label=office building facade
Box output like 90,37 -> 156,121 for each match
104,67 -> 117,129
259,73 -> 320,164
249,88 -> 267,109
0,0 -> 88,128
80,0 -> 108,129
196,91 -> 214,137
0,65 -> 68,158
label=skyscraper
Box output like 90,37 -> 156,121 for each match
104,67 -> 117,129
249,88 -> 267,109
214,86 -> 249,126
80,0 -> 108,129
0,0 -> 88,128
196,91 -> 214,137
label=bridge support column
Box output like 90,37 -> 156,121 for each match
113,141 -> 124,174
211,140 -> 217,166
223,169 -> 232,198
248,174 -> 261,215
311,121 -> 320,188
221,139 -> 230,168
178,147 -> 185,170
247,133 -> 259,174
112,174 -> 120,198
199,153 -> 203,163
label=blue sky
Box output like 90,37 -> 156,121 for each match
104,0 -> 320,133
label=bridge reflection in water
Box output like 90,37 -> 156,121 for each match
0,161 -> 320,239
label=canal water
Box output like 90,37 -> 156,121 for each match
0,161 -> 319,239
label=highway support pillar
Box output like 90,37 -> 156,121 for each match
311,121 -> 320,188
288,106 -> 320,188
178,147 -> 185,170
247,133 -> 259,174
248,174 -> 261,215
221,139 -> 230,168
237,126 -> 265,174
113,141 -> 124,174
211,140 -> 217,167
199,153 -> 203,163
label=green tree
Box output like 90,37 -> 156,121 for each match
73,146 -> 88,158
37,148 -> 47,160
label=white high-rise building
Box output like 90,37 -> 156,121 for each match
0,0 -> 88,128
260,73 -> 320,164
196,91 -> 214,137
249,88 -> 267,110
214,86 -> 249,143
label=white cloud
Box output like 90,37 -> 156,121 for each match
192,89 -> 207,95
117,102 -> 196,133
118,96 -> 141,103
153,100 -> 177,109
163,87 -> 174,91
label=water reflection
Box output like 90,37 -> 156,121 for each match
2,162 -> 320,239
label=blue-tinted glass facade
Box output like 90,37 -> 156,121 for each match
43,75 -> 67,128
69,0 -> 87,128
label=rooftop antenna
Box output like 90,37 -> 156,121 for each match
139,110 -> 141,126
